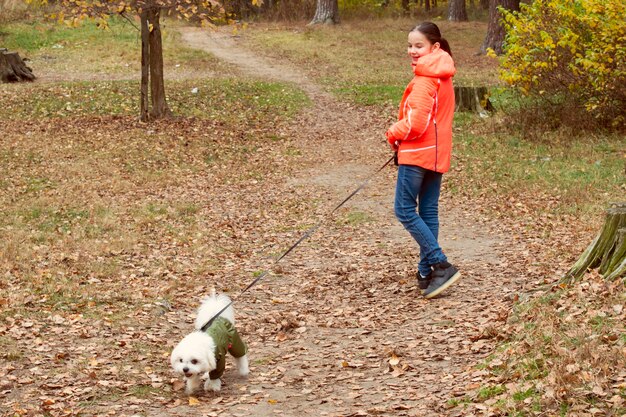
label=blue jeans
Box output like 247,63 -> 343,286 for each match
394,165 -> 447,277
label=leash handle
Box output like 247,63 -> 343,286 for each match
199,155 -> 395,331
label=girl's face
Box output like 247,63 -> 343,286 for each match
407,31 -> 440,68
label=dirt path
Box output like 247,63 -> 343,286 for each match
179,26 -> 500,260
152,27 -> 525,416
0,26 -> 523,417
180,27 -> 326,100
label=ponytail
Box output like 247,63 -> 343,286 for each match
411,22 -> 453,57
438,38 -> 452,56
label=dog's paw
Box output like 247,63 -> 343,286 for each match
204,378 -> 221,392
236,354 -> 249,377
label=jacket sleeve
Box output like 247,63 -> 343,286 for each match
386,79 -> 436,144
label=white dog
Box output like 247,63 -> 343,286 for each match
170,291 -> 249,394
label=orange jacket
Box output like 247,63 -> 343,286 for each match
386,49 -> 456,173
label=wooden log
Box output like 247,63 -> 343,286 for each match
0,50 -> 36,83
605,251 -> 626,281
563,203 -> 626,282
454,86 -> 493,113
602,228 -> 626,277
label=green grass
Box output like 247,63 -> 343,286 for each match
175,203 -> 200,220
454,282 -> 626,415
11,204 -> 89,233
127,384 -> 163,398
244,19 -> 499,106
1,13 -> 624,417
512,387 -> 539,402
446,397 -> 472,408
0,16 -> 137,53
0,14 -> 236,78
0,19 -> 312,340
334,84 -> 404,106
477,384 -> 505,400
25,177 -> 57,193
0,78 -> 309,120
588,314 -> 609,331
253,356 -> 275,365
242,20 -> 623,218
339,210 -> 375,226
520,357 -> 549,380
450,117 -> 625,217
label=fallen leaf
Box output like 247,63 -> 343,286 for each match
388,354 -> 400,366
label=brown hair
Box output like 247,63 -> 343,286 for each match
411,22 -> 452,57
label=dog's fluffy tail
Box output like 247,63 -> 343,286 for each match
194,289 -> 235,329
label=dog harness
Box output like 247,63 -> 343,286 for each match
205,317 -> 247,380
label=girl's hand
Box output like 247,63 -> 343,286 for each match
386,131 -> 399,151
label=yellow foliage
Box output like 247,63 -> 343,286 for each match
500,0 -> 625,120
485,48 -> 497,58
47,0 -> 231,31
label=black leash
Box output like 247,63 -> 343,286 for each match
200,154 -> 395,332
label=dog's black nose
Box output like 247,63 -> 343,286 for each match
183,367 -> 189,373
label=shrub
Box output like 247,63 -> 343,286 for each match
499,0 -> 626,129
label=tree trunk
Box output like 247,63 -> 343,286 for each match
480,0 -> 489,9
454,86 -> 493,113
563,203 -> 626,282
481,0 -> 520,55
424,0 -> 431,12
308,0 -> 338,25
146,8 -> 171,119
448,0 -> 468,21
140,11 -> 150,122
0,49 -> 36,83
401,0 -> 410,15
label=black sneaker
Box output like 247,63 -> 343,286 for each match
424,261 -> 461,299
417,272 -> 432,293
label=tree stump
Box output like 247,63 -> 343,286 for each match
563,202 -> 626,282
454,86 -> 493,113
0,48 -> 36,83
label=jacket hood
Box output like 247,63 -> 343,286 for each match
413,49 -> 456,78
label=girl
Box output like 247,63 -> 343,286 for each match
386,22 -> 461,299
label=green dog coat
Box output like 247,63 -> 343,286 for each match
205,317 -> 247,380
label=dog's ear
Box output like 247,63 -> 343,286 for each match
170,345 -> 180,368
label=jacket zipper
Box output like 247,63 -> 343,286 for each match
434,80 -> 440,172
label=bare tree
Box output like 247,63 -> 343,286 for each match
448,0 -> 468,21
416,0 -> 432,12
481,0 -> 520,54
402,0 -> 410,15
141,7 -> 171,120
309,0 -> 339,24
38,0 -> 238,121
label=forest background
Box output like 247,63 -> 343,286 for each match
1,0 -> 625,415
